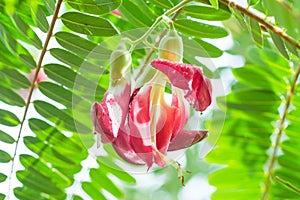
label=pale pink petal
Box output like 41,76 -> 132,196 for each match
151,59 -> 212,112
168,129 -> 208,151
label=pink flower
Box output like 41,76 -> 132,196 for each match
91,58 -> 211,170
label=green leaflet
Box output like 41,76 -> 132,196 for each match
14,187 -> 49,200
49,48 -> 104,73
88,168 -> 124,198
16,168 -> 64,195
1,30 -> 36,70
175,19 -> 228,38
248,17 -> 263,48
118,0 -> 155,27
183,5 -> 231,21
33,100 -> 91,134
82,158 -> 136,200
0,12 -> 30,44
232,64 -> 288,93
12,14 -> 43,49
38,81 -> 82,109
246,47 -> 291,76
31,5 -> 49,33
55,32 -> 111,60
73,195 -> 84,200
66,0 -> 121,15
82,182 -> 107,200
19,154 -> 72,189
0,68 -> 31,89
0,85 -> 25,107
0,149 -> 11,163
0,109 -> 20,126
43,63 -> 105,101
269,31 -> 289,59
23,136 -> 82,172
28,118 -> 85,156
147,0 -> 174,9
44,64 -> 76,89
60,12 -> 118,36
101,13 -> 135,32
0,130 -> 15,144
50,48 -> 86,69
42,0 -> 55,14
54,32 -> 98,58
0,173 -> 7,182
183,37 -> 222,58
97,157 -> 136,184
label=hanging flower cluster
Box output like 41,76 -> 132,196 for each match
91,28 -> 212,181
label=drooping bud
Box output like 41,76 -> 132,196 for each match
158,29 -> 183,62
110,40 -> 132,87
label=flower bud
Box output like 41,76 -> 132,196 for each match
110,40 -> 132,86
158,29 -> 183,62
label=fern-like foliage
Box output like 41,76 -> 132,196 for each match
207,0 -> 300,199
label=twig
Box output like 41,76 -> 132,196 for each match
219,0 -> 300,50
7,0 -> 63,198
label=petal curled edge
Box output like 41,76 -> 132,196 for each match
167,129 -> 208,151
151,59 -> 212,112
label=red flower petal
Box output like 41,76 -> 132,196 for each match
170,88 -> 190,140
168,129 -> 208,151
128,86 -> 154,168
151,59 -> 212,112
91,99 -> 115,143
154,102 -> 174,167
91,84 -> 131,143
112,129 -> 145,165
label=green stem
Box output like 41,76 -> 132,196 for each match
7,0 -> 63,198
130,0 -> 192,51
261,64 -> 300,200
